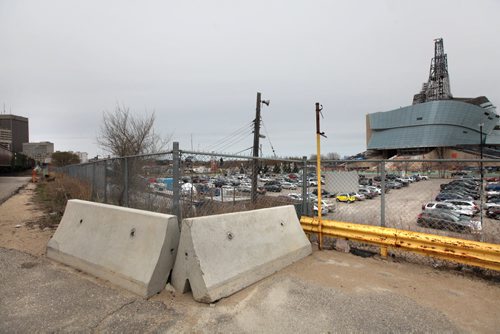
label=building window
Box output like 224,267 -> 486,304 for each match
463,131 -> 468,134
416,117 -> 423,120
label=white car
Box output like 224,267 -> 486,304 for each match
313,204 -> 328,216
287,193 -> 302,200
423,201 -> 474,217
365,185 -> 382,195
444,199 -> 479,214
281,182 -> 297,190
349,192 -> 366,201
314,199 -> 335,212
483,202 -> 500,210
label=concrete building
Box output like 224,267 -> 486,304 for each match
23,141 -> 54,163
74,151 -> 88,163
366,97 -> 499,157
365,38 -> 500,159
0,114 -> 29,153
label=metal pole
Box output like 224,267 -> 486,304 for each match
315,102 -> 324,250
173,142 -> 181,223
103,160 -> 108,204
302,156 -> 308,216
380,160 -> 386,227
123,157 -> 129,207
251,92 -> 262,204
91,162 -> 96,201
479,123 -> 484,240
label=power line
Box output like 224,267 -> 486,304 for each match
204,121 -> 253,152
261,118 -> 277,157
216,129 -> 253,153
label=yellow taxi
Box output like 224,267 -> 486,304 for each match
335,192 -> 356,203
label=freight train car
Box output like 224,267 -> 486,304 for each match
0,146 -> 34,172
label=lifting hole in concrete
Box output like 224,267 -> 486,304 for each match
79,219 -> 83,224
185,252 -> 188,257
130,228 -> 136,238
170,248 -> 175,254
227,232 -> 233,240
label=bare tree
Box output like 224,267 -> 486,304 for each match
97,104 -> 170,157
97,104 -> 171,206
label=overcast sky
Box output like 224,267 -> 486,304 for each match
1,0 -> 499,158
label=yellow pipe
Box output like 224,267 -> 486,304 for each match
300,216 -> 500,271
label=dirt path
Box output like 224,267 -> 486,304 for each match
0,182 -> 54,256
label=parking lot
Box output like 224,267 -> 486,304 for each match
265,178 -> 500,244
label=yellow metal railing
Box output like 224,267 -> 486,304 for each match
300,216 -> 500,271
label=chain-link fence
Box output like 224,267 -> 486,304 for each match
316,158 -> 500,271
57,143 -> 500,270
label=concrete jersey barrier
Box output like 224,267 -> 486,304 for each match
171,205 -> 312,303
47,200 -> 180,297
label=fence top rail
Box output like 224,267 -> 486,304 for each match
316,158 -> 500,164
179,149 -> 304,163
58,151 -> 175,168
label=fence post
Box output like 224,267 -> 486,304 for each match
91,162 -> 96,201
172,142 -> 181,223
380,160 -> 386,227
302,156 -> 308,216
103,160 -> 108,204
123,157 -> 129,207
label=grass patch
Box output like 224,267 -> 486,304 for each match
32,173 -> 91,229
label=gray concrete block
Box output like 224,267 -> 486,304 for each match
47,200 -> 180,297
171,205 -> 311,303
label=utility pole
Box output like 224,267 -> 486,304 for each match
251,92 -> 262,203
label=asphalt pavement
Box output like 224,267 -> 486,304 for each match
2,246 -> 499,333
0,176 -> 30,204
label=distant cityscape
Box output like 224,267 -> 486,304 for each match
0,114 -> 88,165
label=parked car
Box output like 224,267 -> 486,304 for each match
422,201 -> 474,217
313,204 -> 329,216
440,189 -> 476,200
386,181 -> 402,189
483,199 -> 500,210
264,183 -> 282,192
237,184 -> 252,193
395,178 -> 409,186
365,185 -> 383,195
486,208 -> 500,220
349,192 -> 366,201
287,193 -> 302,200
435,192 -> 473,202
314,199 -> 335,212
417,211 -> 481,233
312,188 -> 333,198
443,199 -> 479,214
281,182 -> 297,190
358,188 -> 376,199
336,193 -> 356,203
451,171 -> 468,177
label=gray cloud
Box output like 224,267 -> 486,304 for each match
1,0 -> 499,158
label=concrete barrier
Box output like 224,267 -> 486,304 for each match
171,205 -> 311,303
47,200 -> 180,297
